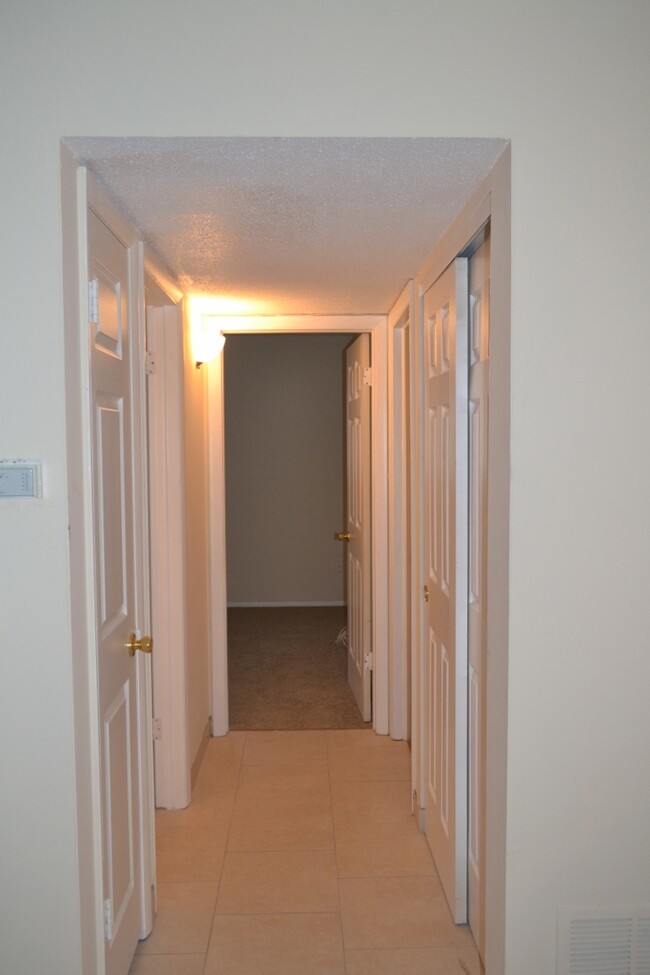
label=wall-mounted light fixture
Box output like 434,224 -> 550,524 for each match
190,299 -> 228,368
194,324 -> 226,369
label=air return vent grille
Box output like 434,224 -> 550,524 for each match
638,918 -> 650,971
557,908 -> 650,975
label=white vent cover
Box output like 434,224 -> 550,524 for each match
557,908 -> 650,975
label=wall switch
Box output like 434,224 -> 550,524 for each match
0,460 -> 43,498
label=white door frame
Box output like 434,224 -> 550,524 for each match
387,282 -> 416,742
206,315 -> 390,736
411,149 -> 511,974
345,333 -> 373,722
467,228 -> 491,958
61,145 -> 510,972
61,157 -> 155,972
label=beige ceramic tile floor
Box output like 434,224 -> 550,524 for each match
130,730 -> 482,975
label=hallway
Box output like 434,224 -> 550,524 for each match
130,730 -> 480,974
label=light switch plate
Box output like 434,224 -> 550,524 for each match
0,461 -> 43,498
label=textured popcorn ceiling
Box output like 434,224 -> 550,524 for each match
65,137 -> 507,314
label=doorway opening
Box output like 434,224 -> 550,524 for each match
223,332 -> 369,731
63,137 -> 511,975
207,315 -> 390,740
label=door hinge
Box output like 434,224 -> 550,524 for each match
363,366 -> 372,386
152,717 -> 162,741
364,651 -> 374,671
103,898 -> 113,941
88,278 -> 99,325
145,350 -> 156,375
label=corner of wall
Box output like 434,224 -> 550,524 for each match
181,301 -> 213,766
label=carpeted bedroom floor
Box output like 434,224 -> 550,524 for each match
227,606 -> 370,731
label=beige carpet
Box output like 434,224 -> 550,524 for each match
227,606 -> 370,730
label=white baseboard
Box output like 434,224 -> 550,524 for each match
227,601 -> 346,608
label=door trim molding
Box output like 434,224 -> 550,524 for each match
62,148 -> 104,975
387,281 -> 415,741
410,147 -> 511,975
206,314 -> 390,735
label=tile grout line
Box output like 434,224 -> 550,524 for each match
200,730 -> 248,975
327,731 -> 350,975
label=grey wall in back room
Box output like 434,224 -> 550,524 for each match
224,332 -> 353,606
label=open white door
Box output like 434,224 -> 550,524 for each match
344,333 -> 372,722
146,298 -> 192,808
422,258 -> 469,923
88,204 -> 152,974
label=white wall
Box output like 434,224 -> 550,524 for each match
224,333 -> 350,606
1,3 -> 649,974
182,307 -> 213,765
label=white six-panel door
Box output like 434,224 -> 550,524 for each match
423,259 -> 469,923
346,333 -> 372,722
88,207 -> 145,975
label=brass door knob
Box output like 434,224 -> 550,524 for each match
335,532 -> 351,541
423,585 -> 430,603
127,632 -> 154,657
